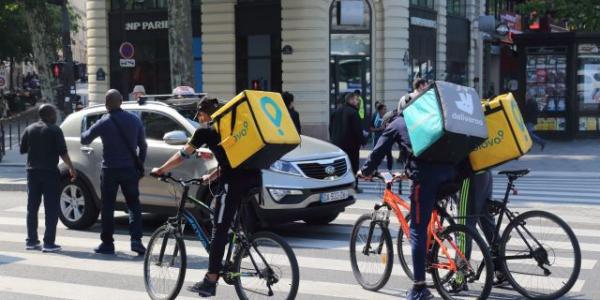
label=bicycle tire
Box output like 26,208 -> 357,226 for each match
397,213 -> 415,280
431,224 -> 493,300
499,210 -> 581,300
349,213 -> 394,291
233,231 -> 299,300
144,225 -> 187,300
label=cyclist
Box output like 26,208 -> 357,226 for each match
358,97 -> 466,300
151,98 -> 261,297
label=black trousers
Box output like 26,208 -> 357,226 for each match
208,170 -> 261,274
27,169 -> 60,245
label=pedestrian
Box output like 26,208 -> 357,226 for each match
131,85 -> 146,101
394,78 -> 429,164
370,103 -> 393,171
20,104 -> 77,252
524,97 -> 546,151
353,90 -> 366,120
282,91 -> 301,134
81,89 -> 148,255
330,92 -> 367,191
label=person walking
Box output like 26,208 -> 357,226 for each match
282,91 -> 301,134
330,93 -> 367,191
524,97 -> 546,151
131,85 -> 146,101
81,89 -> 148,255
20,104 -> 77,252
370,103 -> 393,171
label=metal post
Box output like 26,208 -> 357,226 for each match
61,1 -> 75,116
8,121 -> 11,150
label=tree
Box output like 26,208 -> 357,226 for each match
168,0 -> 195,89
516,0 -> 600,32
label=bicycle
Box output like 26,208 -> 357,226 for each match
349,172 -> 494,300
143,173 -> 300,300
480,169 -> 581,299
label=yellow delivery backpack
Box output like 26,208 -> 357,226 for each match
211,90 -> 301,169
469,93 -> 532,171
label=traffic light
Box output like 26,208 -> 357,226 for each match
51,62 -> 64,79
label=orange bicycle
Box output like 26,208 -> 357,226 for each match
349,172 -> 493,300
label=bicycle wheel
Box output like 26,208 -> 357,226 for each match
499,210 -> 581,300
144,224 -> 187,300
397,213 -> 415,280
233,231 -> 299,300
349,213 -> 394,291
431,224 -> 493,300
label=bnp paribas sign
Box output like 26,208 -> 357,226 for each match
125,20 -> 168,31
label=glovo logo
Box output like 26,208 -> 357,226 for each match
233,121 -> 249,142
475,130 -> 505,151
260,96 -> 284,136
510,100 -> 530,142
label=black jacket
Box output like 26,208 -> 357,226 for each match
524,99 -> 540,124
289,108 -> 301,134
329,104 -> 366,149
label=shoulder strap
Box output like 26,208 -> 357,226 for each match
110,113 -> 143,169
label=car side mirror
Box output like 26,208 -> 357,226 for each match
163,130 -> 188,145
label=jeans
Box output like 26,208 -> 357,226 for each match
410,163 -> 457,282
100,167 -> 142,244
526,122 -> 546,147
27,169 -> 60,245
208,170 -> 260,274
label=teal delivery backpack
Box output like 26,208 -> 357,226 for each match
403,81 -> 488,163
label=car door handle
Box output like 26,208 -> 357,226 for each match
80,146 -> 94,154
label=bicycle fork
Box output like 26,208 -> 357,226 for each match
363,206 -> 390,256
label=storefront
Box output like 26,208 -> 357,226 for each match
108,0 -> 202,97
515,32 -> 600,138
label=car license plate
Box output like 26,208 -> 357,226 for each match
321,191 -> 348,203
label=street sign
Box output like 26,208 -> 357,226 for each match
96,68 -> 106,81
120,59 -> 136,68
119,42 -> 135,59
0,76 -> 6,89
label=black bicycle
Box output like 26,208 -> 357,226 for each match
482,169 -> 581,299
143,173 -> 299,300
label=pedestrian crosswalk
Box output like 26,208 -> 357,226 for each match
0,191 -> 599,299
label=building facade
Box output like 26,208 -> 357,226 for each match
87,0 -> 484,139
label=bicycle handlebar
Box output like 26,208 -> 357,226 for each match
356,171 -> 407,184
150,172 -> 204,186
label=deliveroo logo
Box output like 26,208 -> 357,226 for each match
260,96 -> 284,136
456,92 -> 474,115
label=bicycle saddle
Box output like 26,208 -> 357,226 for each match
498,169 -> 530,178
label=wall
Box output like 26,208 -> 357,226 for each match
436,0 -> 447,80
70,0 -> 88,63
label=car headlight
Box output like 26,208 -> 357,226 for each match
268,188 -> 303,202
269,160 -> 302,176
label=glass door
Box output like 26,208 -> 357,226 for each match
330,56 -> 370,115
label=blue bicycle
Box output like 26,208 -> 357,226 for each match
143,173 -> 299,300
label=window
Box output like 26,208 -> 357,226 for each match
82,113 -> 106,132
141,112 -> 188,140
447,0 -> 466,17
111,0 -> 167,11
410,0 -> 434,9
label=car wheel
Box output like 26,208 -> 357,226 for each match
59,178 -> 99,229
303,212 -> 340,225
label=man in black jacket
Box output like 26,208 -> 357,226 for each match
330,93 -> 367,180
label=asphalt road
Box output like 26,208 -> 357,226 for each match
0,186 -> 598,300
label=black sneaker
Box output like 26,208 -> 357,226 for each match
94,242 -> 115,255
26,241 -> 42,250
493,271 -> 510,288
131,240 -> 146,256
188,276 -> 217,297
448,280 -> 469,293
42,244 -> 62,253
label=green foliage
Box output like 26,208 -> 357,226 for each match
0,0 -> 82,62
516,0 -> 600,32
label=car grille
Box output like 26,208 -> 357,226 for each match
297,158 -> 347,180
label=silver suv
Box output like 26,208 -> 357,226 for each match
57,99 -> 355,229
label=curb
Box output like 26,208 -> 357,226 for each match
0,164 -> 26,168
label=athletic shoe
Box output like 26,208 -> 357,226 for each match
493,271 -> 510,288
188,276 -> 217,297
26,241 -> 42,250
131,240 -> 146,255
42,244 -> 62,253
94,242 -> 115,255
406,287 -> 434,300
